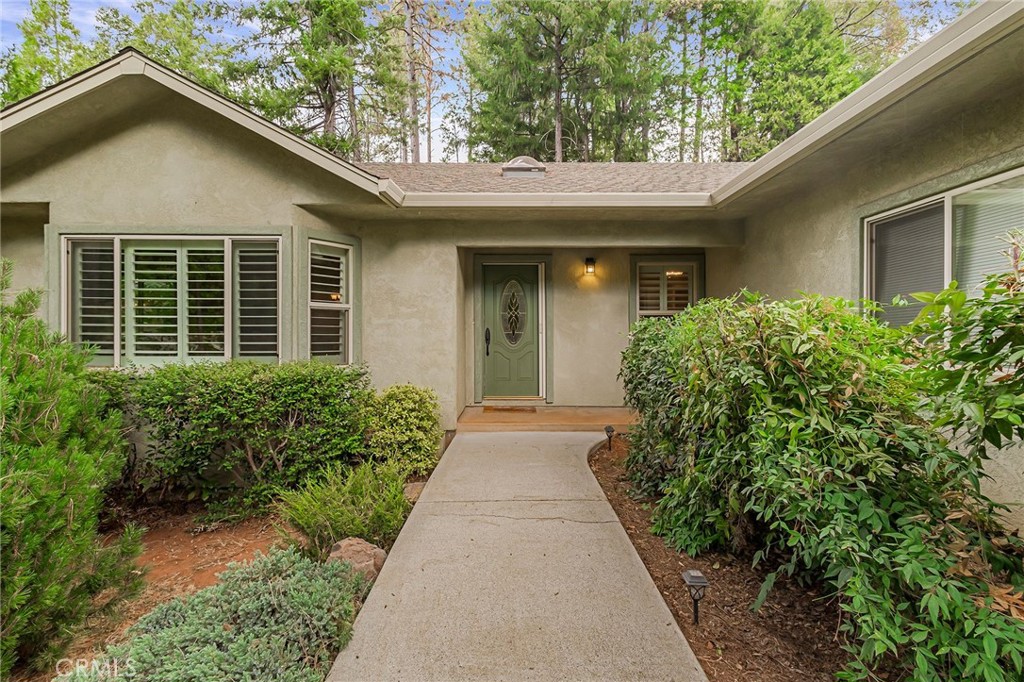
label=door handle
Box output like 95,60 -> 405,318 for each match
485,328 -> 491,357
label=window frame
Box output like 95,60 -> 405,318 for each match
307,238 -> 353,365
60,234 -> 283,367
629,254 -> 705,323
863,166 -> 1024,303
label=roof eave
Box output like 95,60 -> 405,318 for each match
394,192 -> 714,209
711,0 -> 1024,207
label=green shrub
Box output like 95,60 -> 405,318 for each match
133,361 -> 373,505
277,461 -> 410,556
367,384 -> 443,476
913,230 -> 1024,462
57,547 -> 367,682
620,292 -> 1024,681
0,259 -> 143,675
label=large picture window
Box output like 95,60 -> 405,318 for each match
308,240 -> 351,364
65,237 -> 280,366
867,168 -> 1024,326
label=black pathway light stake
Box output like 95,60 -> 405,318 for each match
604,425 -> 615,451
682,569 -> 709,625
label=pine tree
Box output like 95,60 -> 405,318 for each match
0,0 -> 93,106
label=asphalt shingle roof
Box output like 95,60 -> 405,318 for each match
354,161 -> 753,194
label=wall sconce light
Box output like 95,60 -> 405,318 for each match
682,569 -> 709,625
584,257 -> 596,275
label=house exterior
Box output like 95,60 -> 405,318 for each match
1,3 -> 1021,516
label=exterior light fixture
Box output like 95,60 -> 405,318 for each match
585,257 -> 596,275
604,425 -> 615,451
682,569 -> 709,625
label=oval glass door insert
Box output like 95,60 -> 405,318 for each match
500,279 -> 526,346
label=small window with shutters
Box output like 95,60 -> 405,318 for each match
308,240 -> 351,364
65,237 -> 281,366
953,174 -> 1024,292
636,262 -> 697,317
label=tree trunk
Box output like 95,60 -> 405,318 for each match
406,0 -> 420,162
693,26 -> 706,163
347,81 -> 361,161
553,17 -> 564,163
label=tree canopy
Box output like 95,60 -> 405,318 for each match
0,0 -> 972,162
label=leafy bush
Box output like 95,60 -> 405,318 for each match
913,230 -> 1024,461
621,292 -> 1024,681
133,361 -> 373,505
276,462 -> 410,556
0,260 -> 142,675
367,384 -> 443,476
57,547 -> 368,682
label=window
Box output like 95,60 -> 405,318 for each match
66,237 -> 280,366
636,262 -> 697,317
308,241 -> 351,364
867,168 -> 1024,326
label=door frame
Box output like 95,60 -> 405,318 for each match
473,254 -> 553,403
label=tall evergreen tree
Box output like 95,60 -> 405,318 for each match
0,0 -> 93,106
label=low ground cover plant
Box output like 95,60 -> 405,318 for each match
0,260 -> 142,676
367,384 -> 444,476
57,547 -> 367,682
621,292 -> 1024,681
277,461 -> 410,556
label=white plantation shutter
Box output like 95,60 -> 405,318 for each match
873,203 -> 945,327
309,242 -> 350,363
953,175 -> 1024,293
234,242 -> 279,359
637,263 -> 695,317
186,246 -> 225,357
70,241 -> 116,364
126,245 -> 181,360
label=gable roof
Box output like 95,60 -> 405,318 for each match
2,0 -> 1021,214
0,47 -> 384,197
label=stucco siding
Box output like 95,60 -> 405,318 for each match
735,87 -> 1024,301
0,212 -> 46,302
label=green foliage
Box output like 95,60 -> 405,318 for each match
0,259 -> 143,676
132,360 -> 373,506
276,462 -> 410,557
367,384 -> 443,476
57,547 -> 368,682
912,230 -> 1024,461
620,292 -> 1024,681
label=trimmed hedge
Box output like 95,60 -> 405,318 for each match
620,292 -> 1024,681
57,547 -> 368,682
0,260 -> 142,675
101,361 -> 374,505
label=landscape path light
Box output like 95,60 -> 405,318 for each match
682,569 -> 709,625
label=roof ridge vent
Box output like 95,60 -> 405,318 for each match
502,155 -> 546,178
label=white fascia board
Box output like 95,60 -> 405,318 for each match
396,192 -> 713,208
377,178 -> 405,207
0,52 -> 132,129
1,51 -> 385,199
712,0 -> 1024,206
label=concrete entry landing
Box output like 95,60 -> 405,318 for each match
457,406 -> 635,432
328,432 -> 707,682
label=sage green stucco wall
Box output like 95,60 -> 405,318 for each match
728,86 -> 1024,530
0,214 -> 46,300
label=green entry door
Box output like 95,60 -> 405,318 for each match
482,264 -> 540,397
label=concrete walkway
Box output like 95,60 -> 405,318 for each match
328,432 -> 708,682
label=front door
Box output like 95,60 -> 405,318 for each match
482,264 -> 540,397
